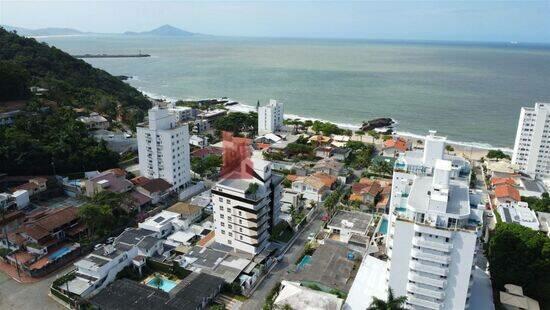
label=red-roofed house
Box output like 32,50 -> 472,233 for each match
382,137 -> 410,157
84,170 -> 133,197
136,178 -> 173,204
491,177 -> 516,187
11,177 -> 48,196
495,184 -> 521,204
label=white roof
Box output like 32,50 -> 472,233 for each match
435,159 -> 452,171
344,256 -> 388,310
259,133 -> 282,143
167,230 -> 196,243
498,202 -> 540,230
274,281 -> 344,310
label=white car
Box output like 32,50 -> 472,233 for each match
307,232 -> 315,241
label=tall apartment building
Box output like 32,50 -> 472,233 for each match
512,102 -> 550,179
137,106 -> 191,190
386,131 -> 480,310
212,157 -> 283,254
258,99 -> 284,135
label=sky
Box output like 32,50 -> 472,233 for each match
1,1 -> 550,43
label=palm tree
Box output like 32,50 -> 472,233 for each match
367,289 -> 407,310
151,274 -> 164,290
355,130 -> 365,142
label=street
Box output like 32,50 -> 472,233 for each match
241,211 -> 324,310
0,266 -> 69,310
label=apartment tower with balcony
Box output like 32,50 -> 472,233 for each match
258,99 -> 284,135
386,131 -> 480,310
137,106 -> 191,190
212,157 -> 283,255
512,102 -> 550,179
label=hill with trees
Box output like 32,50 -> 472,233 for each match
0,27 -> 150,126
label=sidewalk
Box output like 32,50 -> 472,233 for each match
0,261 -> 40,284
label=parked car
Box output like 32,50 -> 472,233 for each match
307,232 -> 315,241
94,243 -> 104,250
106,237 -> 115,244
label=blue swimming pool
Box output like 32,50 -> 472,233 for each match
146,277 -> 178,292
379,218 -> 388,235
49,247 -> 72,261
296,255 -> 312,271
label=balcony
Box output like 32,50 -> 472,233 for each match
407,284 -> 445,299
411,249 -> 451,264
409,273 -> 446,288
408,296 -> 442,310
413,238 -> 452,252
410,261 -> 448,276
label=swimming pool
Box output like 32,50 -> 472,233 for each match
296,255 -> 312,271
146,277 -> 178,292
49,247 -> 72,261
379,218 -> 388,235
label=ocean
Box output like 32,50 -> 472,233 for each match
38,35 -> 550,149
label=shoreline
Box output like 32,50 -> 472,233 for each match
138,88 -> 513,157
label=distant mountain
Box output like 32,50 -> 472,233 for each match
124,25 -> 194,36
1,25 -> 84,36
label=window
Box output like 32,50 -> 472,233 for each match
219,197 -> 223,202
221,230 -> 225,234
220,214 -> 224,219
220,206 -> 224,211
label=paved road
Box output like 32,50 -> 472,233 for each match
0,266 -> 70,310
241,212 -> 324,310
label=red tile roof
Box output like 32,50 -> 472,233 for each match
384,137 -> 408,152
140,178 -> 172,193
494,184 -> 520,201
131,176 -> 150,186
491,177 -> 516,187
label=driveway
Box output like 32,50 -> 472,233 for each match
241,211 -> 324,310
0,266 -> 69,310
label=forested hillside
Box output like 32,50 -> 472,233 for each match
0,27 -> 150,126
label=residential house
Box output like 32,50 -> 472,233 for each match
497,202 -> 540,230
115,228 -> 164,257
166,202 -> 203,230
291,172 -> 336,203
11,177 -> 48,197
191,146 -> 224,159
136,178 -> 172,204
495,184 -> 521,205
84,169 -> 133,197
309,135 -> 331,146
331,147 -> 351,161
190,135 -> 208,148
382,137 -> 410,157
499,284 -> 540,310
331,135 -> 350,148
350,179 -> 382,205
77,112 -> 109,130
138,210 -> 180,238
327,210 -> 373,244
1,190 -> 29,210
313,158 -> 345,178
89,273 -> 224,310
274,280 -> 344,310
315,146 -> 333,159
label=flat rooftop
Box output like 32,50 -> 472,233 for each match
328,211 -> 373,234
408,175 -> 470,217
288,240 -> 358,292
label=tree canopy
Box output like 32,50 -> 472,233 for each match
213,112 -> 257,135
311,120 -> 343,136
0,27 -> 150,126
486,149 -> 510,160
521,193 -> 550,213
0,105 -> 119,175
487,223 -> 550,307
0,60 -> 31,101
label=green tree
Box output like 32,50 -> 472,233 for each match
0,60 -> 31,100
486,149 -> 511,160
367,130 -> 380,143
445,145 -> 454,152
487,223 -> 550,307
355,130 -> 365,142
367,289 -> 407,310
78,203 -> 113,238
521,193 -> 550,212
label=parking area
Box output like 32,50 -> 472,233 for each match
0,266 -> 68,310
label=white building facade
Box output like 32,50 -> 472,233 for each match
212,158 -> 283,254
386,131 -> 480,310
137,106 -> 191,190
512,102 -> 550,179
258,99 -> 284,135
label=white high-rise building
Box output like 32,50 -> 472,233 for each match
212,157 -> 283,254
258,99 -> 284,135
137,106 -> 191,190
512,102 -> 550,179
387,131 -> 481,310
